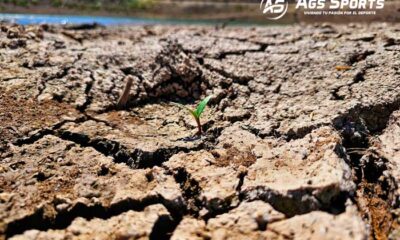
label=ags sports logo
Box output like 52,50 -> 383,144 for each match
260,0 -> 385,20
260,0 -> 289,20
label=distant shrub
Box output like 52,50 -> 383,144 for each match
123,0 -> 155,10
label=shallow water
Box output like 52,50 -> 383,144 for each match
0,13 -> 216,25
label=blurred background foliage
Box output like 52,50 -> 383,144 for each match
0,0 -> 156,10
0,0 -> 399,23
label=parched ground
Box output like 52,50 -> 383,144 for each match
0,22 -> 400,240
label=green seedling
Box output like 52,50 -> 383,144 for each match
174,96 -> 211,136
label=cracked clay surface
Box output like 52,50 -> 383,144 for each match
1,22 -> 400,239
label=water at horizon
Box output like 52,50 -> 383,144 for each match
0,13 -> 215,25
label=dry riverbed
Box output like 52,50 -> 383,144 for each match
1,22 -> 400,239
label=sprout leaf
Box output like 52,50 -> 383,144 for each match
172,102 -> 198,119
172,96 -> 211,136
195,96 -> 211,118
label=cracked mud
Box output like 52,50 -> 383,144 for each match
1,22 -> 400,239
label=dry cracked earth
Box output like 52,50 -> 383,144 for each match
0,21 -> 400,240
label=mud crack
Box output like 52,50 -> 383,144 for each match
56,128 -> 205,169
5,195 -> 181,239
338,112 -> 399,239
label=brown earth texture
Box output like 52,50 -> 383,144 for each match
1,22 -> 400,240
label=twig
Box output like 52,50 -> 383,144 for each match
116,75 -> 134,110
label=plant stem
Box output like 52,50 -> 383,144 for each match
195,117 -> 202,135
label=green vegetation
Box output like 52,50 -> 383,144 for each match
50,0 -> 63,7
1,0 -> 154,10
123,0 -> 154,10
174,96 -> 212,136
2,0 -> 30,7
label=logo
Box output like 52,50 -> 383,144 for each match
260,0 -> 289,20
260,0 -> 385,20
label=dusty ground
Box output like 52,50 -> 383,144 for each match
0,22 -> 400,240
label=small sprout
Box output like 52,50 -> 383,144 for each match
335,65 -> 352,71
174,96 -> 212,136
117,75 -> 134,110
